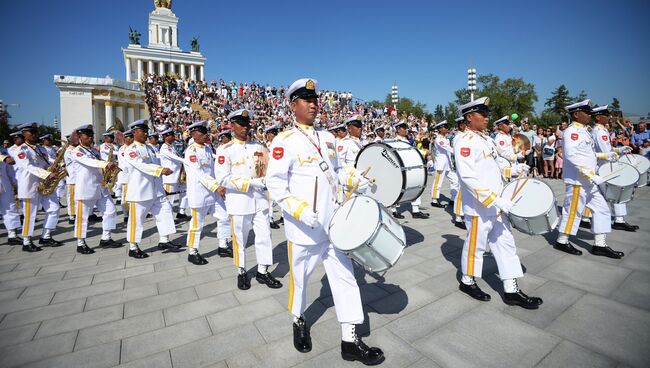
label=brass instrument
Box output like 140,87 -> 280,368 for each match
254,146 -> 269,178
102,146 -> 121,191
37,143 -> 68,196
178,165 -> 187,184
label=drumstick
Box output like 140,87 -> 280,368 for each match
510,176 -> 530,200
601,166 -> 627,180
510,173 -> 523,200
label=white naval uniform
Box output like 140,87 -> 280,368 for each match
592,124 -> 627,219
431,134 -> 459,202
116,144 -> 130,213
395,135 -> 422,212
64,145 -> 77,219
494,132 -> 518,163
451,133 -> 464,218
214,139 -> 273,269
12,143 -> 60,238
158,142 -> 188,212
213,144 -> 231,243
0,154 -> 20,233
124,141 -> 176,244
71,145 -> 116,239
454,130 -> 524,280
266,123 -> 363,324
336,135 -> 366,197
182,142 -> 222,251
557,122 -> 611,236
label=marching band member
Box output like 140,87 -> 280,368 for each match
99,132 -> 118,161
158,128 -> 190,221
374,126 -> 385,142
591,105 -> 637,231
451,116 -> 466,228
213,129 -> 234,255
116,130 -> 134,223
264,124 -> 282,229
124,119 -> 181,258
454,97 -> 541,309
266,78 -> 382,365
147,134 -> 160,154
215,109 -> 281,290
393,120 -> 429,219
493,116 -> 522,165
13,123 -> 63,251
63,133 -> 79,224
554,100 -> 625,258
430,120 -> 460,212
330,123 -> 347,144
337,114 -> 369,198
0,153 -> 21,245
70,124 -> 122,254
40,134 -> 66,204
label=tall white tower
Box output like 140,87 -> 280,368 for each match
147,3 -> 181,51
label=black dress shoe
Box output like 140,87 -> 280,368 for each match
341,339 -> 385,365
256,272 -> 282,288
579,220 -> 591,228
88,214 -> 102,222
293,317 -> 312,353
158,241 -> 183,253
430,201 -> 448,208
612,222 -> 637,232
503,290 -> 542,309
68,218 -> 75,225
217,246 -> 233,258
76,243 -> 95,254
270,221 -> 280,229
22,242 -> 42,252
412,211 -> 429,219
237,272 -> 251,290
591,246 -> 624,259
128,247 -> 149,259
8,237 -> 23,245
59,202 -> 67,209
277,217 -> 284,225
146,213 -> 153,219
99,239 -> 123,248
175,213 -> 190,221
39,237 -> 64,247
188,252 -> 209,265
459,282 -> 491,301
123,217 -> 128,224
454,221 -> 466,230
553,241 -> 582,255
392,212 -> 405,219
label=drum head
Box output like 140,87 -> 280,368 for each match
355,142 -> 404,207
502,179 -> 554,217
496,156 -> 511,169
329,196 -> 380,251
597,162 -> 639,187
620,154 -> 650,174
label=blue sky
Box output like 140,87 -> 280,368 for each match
1,0 -> 648,126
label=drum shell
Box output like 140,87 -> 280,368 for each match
618,154 -> 650,187
501,179 -> 559,235
597,162 -> 639,204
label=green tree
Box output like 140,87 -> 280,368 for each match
544,84 -> 572,118
611,97 -> 621,112
0,104 -> 10,142
444,102 -> 459,124
433,104 -> 444,122
531,110 -> 563,127
383,94 -> 428,118
573,90 -> 588,103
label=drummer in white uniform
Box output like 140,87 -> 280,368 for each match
590,105 -> 637,232
266,78 -> 382,365
393,120 -> 429,219
264,124 -> 283,229
493,116 -> 522,165
451,116 -> 466,228
337,114 -> 369,198
116,130 -> 133,223
554,100 -> 624,259
430,120 -> 460,213
454,97 -> 542,309
374,126 -> 386,142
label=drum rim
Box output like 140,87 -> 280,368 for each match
502,178 -> 557,218
620,154 -> 650,173
597,161 -> 640,186
327,195 -> 383,252
355,141 -> 407,206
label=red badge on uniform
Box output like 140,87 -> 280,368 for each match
272,147 -> 284,160
218,156 -> 225,164
499,141 -> 505,146
129,151 -> 137,158
17,152 -> 26,159
601,135 -> 608,141
438,141 -> 444,145
571,133 -> 579,141
76,152 -> 83,157
460,147 -> 471,157
189,155 -> 197,163
337,145 -> 343,152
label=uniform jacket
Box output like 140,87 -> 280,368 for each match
183,142 -> 220,208
158,142 -> 183,184
124,141 -> 165,202
71,145 -> 109,200
12,143 -> 52,199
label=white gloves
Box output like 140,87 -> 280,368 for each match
517,163 -> 530,175
249,178 -> 266,189
494,196 -> 514,214
591,175 -> 605,186
605,152 -> 618,162
620,146 -> 632,154
299,210 -> 319,228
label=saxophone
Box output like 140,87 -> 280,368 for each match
102,146 -> 121,191
178,165 -> 186,184
37,143 -> 69,196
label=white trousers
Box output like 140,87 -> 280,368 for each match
288,240 -> 364,324
66,184 -> 76,218
453,189 -> 464,217
0,190 -> 20,231
55,180 -> 65,198
127,197 -> 176,244
431,170 -> 459,200
113,182 -> 122,199
186,206 -> 210,251
74,195 -> 116,239
461,215 -> 523,280
559,184 -> 611,236
231,210 -> 273,268
120,184 -> 129,216
164,183 -> 188,211
21,193 -> 60,238
214,199 -> 231,241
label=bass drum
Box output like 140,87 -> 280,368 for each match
355,139 -> 427,207
619,154 -> 650,187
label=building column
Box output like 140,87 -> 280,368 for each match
115,103 -> 124,128
158,61 -> 165,76
171,26 -> 177,47
139,104 -> 147,120
127,103 -> 135,124
93,100 -> 102,141
179,63 -> 186,79
148,60 -> 154,76
190,64 -> 196,81
170,62 -> 175,76
137,59 -> 143,81
104,101 -> 114,131
125,58 -> 132,81
199,65 -> 204,81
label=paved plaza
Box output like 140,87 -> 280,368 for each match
0,178 -> 649,368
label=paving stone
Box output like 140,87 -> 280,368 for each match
207,297 -> 284,334
36,304 -> 123,338
547,293 -> 650,368
0,293 -> 52,314
521,246 -> 566,274
124,267 -> 186,289
0,267 -> 40,282
63,260 -> 125,279
92,264 -> 154,284
23,340 -> 120,368
413,306 -> 560,367
369,283 -> 438,321
0,263 -> 18,274
51,279 -> 123,303
85,284 -> 157,311
536,340 -> 618,368
232,280 -> 286,304
0,272 -> 65,292
76,310 -> 165,350
157,269 -> 222,294
505,280 -> 584,329
12,255 -> 75,271
124,287 -> 197,318
38,259 -> 98,275
253,311 -> 294,343
238,328 -> 330,368
121,317 -> 212,363
21,275 -> 93,297
164,291 -> 239,326
114,351 -> 172,368
0,288 -> 24,301
412,256 -> 458,277
170,323 -> 265,368
0,323 -> 39,348
620,247 -> 650,273
0,330 -> 76,368
407,357 -> 443,368
0,298 -> 85,329
540,256 -> 631,296
611,271 -> 650,311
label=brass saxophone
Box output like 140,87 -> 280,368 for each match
178,165 -> 186,184
37,143 -> 69,196
102,146 -> 121,191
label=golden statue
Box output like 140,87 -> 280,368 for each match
154,0 -> 172,9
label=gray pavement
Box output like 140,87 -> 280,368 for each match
0,177 -> 649,368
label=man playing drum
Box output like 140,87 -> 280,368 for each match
454,97 -> 542,309
554,100 -> 625,259
430,120 -> 460,213
392,120 -> 429,219
266,78 -> 383,365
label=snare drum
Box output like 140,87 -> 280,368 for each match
355,139 -> 427,207
501,179 -> 559,235
618,154 -> 650,187
597,162 -> 639,204
328,195 -> 406,272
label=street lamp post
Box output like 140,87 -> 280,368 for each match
391,82 -> 399,110
467,68 -> 477,102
